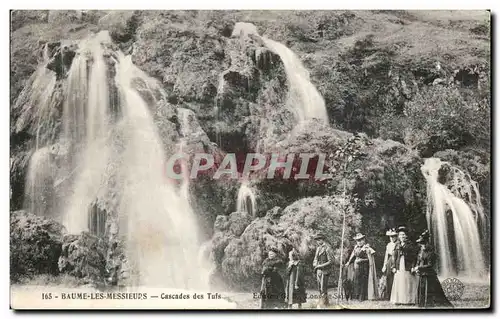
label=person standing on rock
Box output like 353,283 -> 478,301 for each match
313,233 -> 334,308
260,248 -> 286,309
285,249 -> 307,309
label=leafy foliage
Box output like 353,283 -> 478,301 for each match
10,211 -> 65,283
403,85 -> 490,156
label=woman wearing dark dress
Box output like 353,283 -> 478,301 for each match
381,228 -> 398,300
412,230 -> 453,308
345,233 -> 378,301
260,248 -> 286,309
285,249 -> 307,309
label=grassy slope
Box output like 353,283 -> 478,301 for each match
339,10 -> 489,63
225,10 -> 490,65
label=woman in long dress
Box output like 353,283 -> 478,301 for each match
345,233 -> 378,301
285,249 -> 306,309
260,248 -> 286,309
390,226 -> 418,305
381,228 -> 397,300
412,231 -> 453,308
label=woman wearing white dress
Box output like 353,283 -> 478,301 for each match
390,226 -> 418,305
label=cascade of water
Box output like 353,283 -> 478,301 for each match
14,43 -> 58,148
25,147 -> 56,218
261,37 -> 328,124
236,182 -> 257,218
177,108 -> 191,200
421,158 -> 486,278
62,48 -> 88,147
86,32 -> 111,142
229,22 -> 328,129
23,31 -> 209,290
63,31 -> 112,234
18,46 -> 58,216
115,52 -> 207,288
198,240 -> 216,289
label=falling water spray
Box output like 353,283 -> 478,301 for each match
421,158 -> 486,278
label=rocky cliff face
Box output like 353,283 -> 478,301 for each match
10,10 -> 490,288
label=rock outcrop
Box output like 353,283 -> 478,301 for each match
211,196 -> 361,289
10,211 -> 65,282
58,232 -> 107,286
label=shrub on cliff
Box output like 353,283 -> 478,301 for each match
403,85 -> 490,157
10,211 -> 65,283
10,10 -> 49,31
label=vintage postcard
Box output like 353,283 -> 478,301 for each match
9,9 -> 491,310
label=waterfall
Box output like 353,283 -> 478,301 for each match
236,182 -> 257,218
22,31 -> 209,290
113,52 -> 208,288
177,108 -> 191,200
25,147 -> 55,218
198,240 -> 216,288
62,46 -> 88,147
261,37 -> 328,124
19,57 -> 58,216
421,158 -> 486,278
62,31 -> 111,234
229,22 -> 328,127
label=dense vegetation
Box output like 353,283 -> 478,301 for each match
10,10 -> 490,289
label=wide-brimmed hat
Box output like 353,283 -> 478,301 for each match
415,237 -> 425,244
313,233 -> 326,240
416,230 -> 430,243
397,226 -> 408,233
386,228 -> 397,236
353,233 -> 365,240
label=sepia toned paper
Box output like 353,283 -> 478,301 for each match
9,9 -> 491,310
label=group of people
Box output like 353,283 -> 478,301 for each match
379,226 -> 452,308
259,226 -> 452,309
